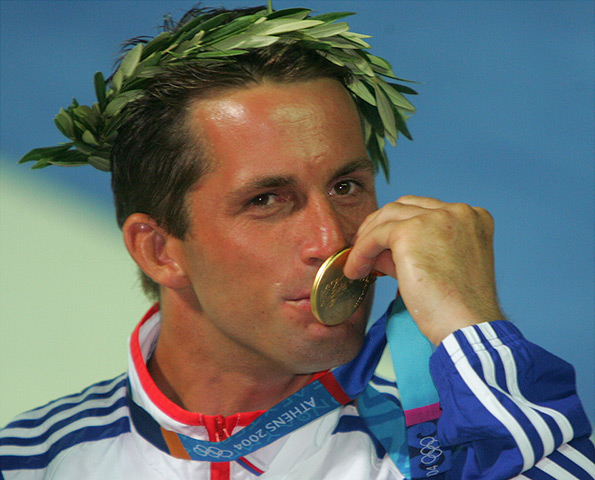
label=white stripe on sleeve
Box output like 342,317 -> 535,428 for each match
559,444 -> 595,477
442,334 -> 535,471
536,456 -> 581,479
478,322 -> 574,445
461,327 -> 556,456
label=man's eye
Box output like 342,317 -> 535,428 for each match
249,193 -> 276,207
331,180 -> 359,196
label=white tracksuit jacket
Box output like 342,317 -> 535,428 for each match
1,304 -> 594,480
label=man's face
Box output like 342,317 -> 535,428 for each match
176,78 -> 378,375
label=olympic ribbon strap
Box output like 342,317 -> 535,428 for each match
387,296 -> 451,479
128,372 -> 351,463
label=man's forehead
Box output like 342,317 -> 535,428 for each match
190,78 -> 354,123
187,78 -> 366,172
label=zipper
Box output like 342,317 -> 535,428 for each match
214,415 -> 230,442
208,415 -> 231,480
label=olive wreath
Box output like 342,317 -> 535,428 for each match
19,1 -> 417,180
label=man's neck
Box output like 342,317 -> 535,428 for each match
146,292 -> 313,417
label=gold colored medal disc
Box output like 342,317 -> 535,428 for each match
311,247 -> 376,326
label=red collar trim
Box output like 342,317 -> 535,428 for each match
130,304 -> 330,430
130,304 -> 264,428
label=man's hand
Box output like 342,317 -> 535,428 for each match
344,195 -> 504,345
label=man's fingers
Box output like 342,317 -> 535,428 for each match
394,195 -> 445,209
345,221 -> 400,279
353,200 -> 430,242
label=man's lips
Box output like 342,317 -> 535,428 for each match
283,290 -> 313,308
285,294 -> 311,303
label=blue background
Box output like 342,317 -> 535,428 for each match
1,0 -> 593,427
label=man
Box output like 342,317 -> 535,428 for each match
1,5 -> 593,480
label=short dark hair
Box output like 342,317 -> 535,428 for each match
111,8 -> 353,300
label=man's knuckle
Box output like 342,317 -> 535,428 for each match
396,194 -> 416,203
450,202 -> 475,217
475,206 -> 494,222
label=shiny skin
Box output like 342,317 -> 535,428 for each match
166,79 -> 378,381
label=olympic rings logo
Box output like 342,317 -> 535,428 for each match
193,444 -> 234,459
419,436 -> 443,465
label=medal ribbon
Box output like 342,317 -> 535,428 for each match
127,370 -> 353,463
379,296 -> 451,479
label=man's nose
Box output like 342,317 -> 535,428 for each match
299,196 -> 348,268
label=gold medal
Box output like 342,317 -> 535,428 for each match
311,247 -> 377,326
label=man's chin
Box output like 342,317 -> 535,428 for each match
295,325 -> 367,374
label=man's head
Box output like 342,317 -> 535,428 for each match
124,77 -> 377,373
21,4 -> 415,306
111,35 -> 353,299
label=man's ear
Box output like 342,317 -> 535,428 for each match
122,213 -> 191,291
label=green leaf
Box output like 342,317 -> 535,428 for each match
75,105 -> 101,131
19,145 -> 71,164
339,32 -> 371,49
82,130 -> 100,147
110,69 -> 124,93
73,104 -> 94,118
142,31 -> 170,58
318,37 -> 361,50
366,132 -> 389,179
87,155 -> 111,171
267,8 -> 311,20
73,120 -> 87,135
347,77 -> 376,105
305,22 -> 350,39
72,141 -> 95,155
135,66 -> 165,78
297,39 -> 334,51
119,43 -> 143,78
366,53 -> 393,72
373,83 -> 398,140
204,14 -> 263,43
362,117 -> 373,144
370,63 -> 398,79
335,50 -> 375,76
190,49 -> 249,58
140,51 -> 163,68
309,12 -> 355,23
388,81 -> 418,96
378,78 -> 415,112
394,109 -> 413,140
356,97 -> 384,136
30,160 -> 52,169
342,31 -> 372,39
321,52 -> 345,67
376,133 -> 390,180
385,130 -> 397,147
247,18 -> 322,36
174,30 -> 206,54
104,90 -> 143,117
54,109 -> 75,138
366,130 -> 382,174
94,72 -> 106,107
211,33 -> 279,51
47,149 -> 88,167
187,12 -> 234,38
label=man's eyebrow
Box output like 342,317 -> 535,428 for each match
225,176 -> 297,203
330,158 -> 375,179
